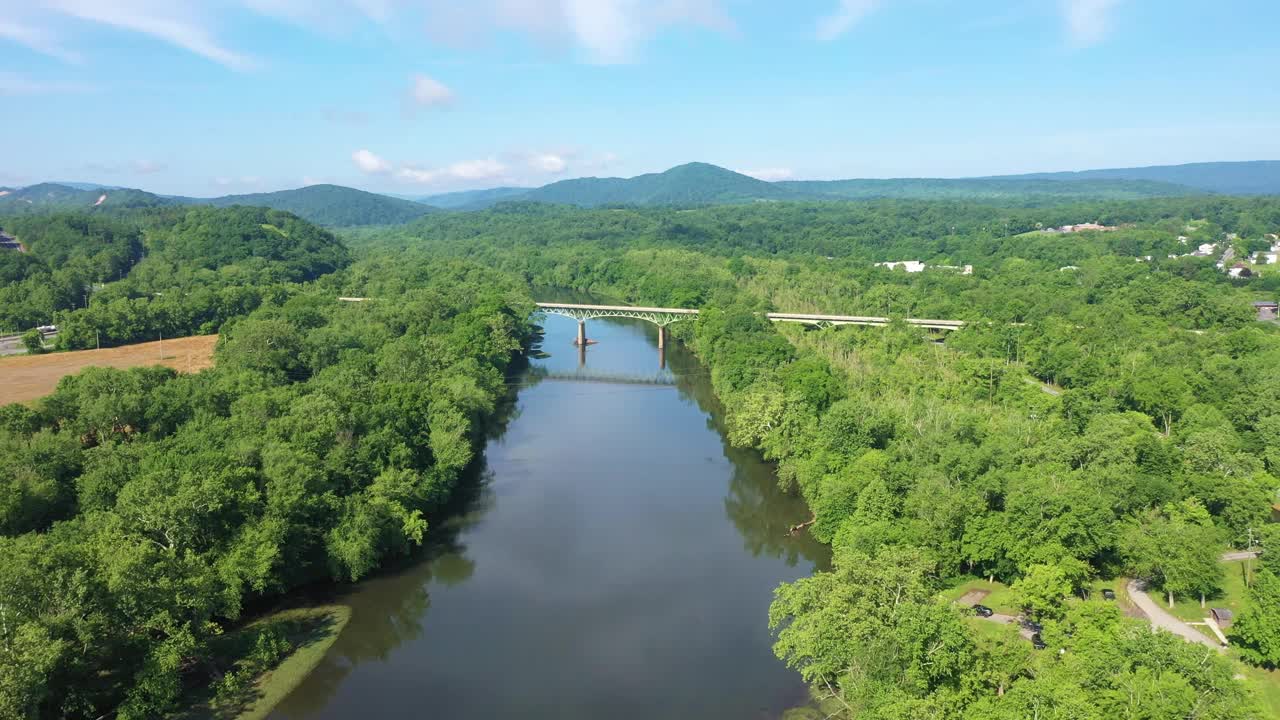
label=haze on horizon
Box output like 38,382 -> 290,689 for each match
4,0 -> 1278,196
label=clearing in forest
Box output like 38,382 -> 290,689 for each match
0,335 -> 218,405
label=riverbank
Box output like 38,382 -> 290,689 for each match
177,605 -> 351,720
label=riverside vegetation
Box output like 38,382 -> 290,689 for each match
2,192 -> 1279,718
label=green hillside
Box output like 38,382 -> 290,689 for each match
1004,160 -> 1280,195
780,177 -> 1199,204
203,184 -> 434,226
449,163 -> 1204,209
522,162 -> 801,206
419,186 -> 529,209
0,183 -> 172,213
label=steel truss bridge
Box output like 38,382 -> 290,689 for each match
534,302 -> 966,335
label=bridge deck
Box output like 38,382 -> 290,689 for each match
535,302 -> 699,315
535,302 -> 965,329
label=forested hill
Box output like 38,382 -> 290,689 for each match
0,183 -> 433,227
520,162 -> 803,206
1003,160 -> 1280,195
418,186 -> 529,209
777,177 -> 1196,204
197,184 -> 435,226
430,163 -> 1205,209
0,183 -> 172,213
0,206 -> 350,340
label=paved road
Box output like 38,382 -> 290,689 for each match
1126,580 -> 1223,651
1221,550 -> 1260,562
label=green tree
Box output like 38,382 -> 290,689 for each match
1231,568 -> 1280,667
21,329 -> 45,355
1012,563 -> 1072,619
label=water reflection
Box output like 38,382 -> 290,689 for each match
271,298 -> 828,720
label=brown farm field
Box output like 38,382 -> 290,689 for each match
0,335 -> 218,405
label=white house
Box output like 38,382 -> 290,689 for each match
876,260 -> 927,273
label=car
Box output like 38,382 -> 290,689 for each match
972,604 -> 994,617
1101,589 -> 1116,601
1022,619 -> 1044,633
1031,633 -> 1047,650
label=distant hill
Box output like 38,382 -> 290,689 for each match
1000,160 -> 1280,195
199,184 -> 434,226
451,162 -> 1201,208
778,177 -> 1197,203
0,183 -> 172,213
520,162 -> 800,207
419,187 -> 530,209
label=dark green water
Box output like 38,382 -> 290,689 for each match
270,309 -> 829,719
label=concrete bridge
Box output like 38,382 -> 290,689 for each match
535,302 -> 965,345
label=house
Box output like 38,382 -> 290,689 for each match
1193,243 -> 1217,257
1255,301 -> 1279,321
1228,263 -> 1252,279
0,231 -> 21,252
1210,608 -> 1234,629
876,260 -> 926,273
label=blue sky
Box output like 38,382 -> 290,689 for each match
3,1 -> 1278,196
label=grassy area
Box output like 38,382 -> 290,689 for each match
940,577 -> 1019,615
1237,663 -> 1280,718
177,605 -> 351,720
1162,560 -> 1252,624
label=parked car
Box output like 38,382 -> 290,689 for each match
972,604 -> 994,617
1022,619 -> 1044,633
1101,589 -> 1116,601
1031,633 -> 1047,650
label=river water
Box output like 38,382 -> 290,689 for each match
271,309 -> 829,720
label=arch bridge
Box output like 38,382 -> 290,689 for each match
535,303 -> 699,347
534,302 -> 965,345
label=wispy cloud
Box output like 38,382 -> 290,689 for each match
43,0 -> 255,70
527,152 -> 569,174
423,0 -> 735,64
397,158 -> 508,184
407,73 -> 455,109
816,0 -> 882,41
84,159 -> 167,175
0,71 -> 94,95
740,167 -> 793,181
1061,0 -> 1121,46
0,19 -> 81,62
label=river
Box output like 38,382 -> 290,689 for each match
270,307 -> 829,719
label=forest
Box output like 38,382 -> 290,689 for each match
1,192 -> 1279,718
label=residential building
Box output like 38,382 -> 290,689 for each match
876,260 -> 927,273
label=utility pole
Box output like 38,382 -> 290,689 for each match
159,330 -> 163,361
95,329 -> 100,351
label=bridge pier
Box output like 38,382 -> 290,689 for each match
575,319 -> 587,346
657,325 -> 666,349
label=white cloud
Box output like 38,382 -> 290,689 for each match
426,0 -> 734,64
445,158 -> 507,180
1062,0 -> 1121,46
0,20 -> 81,62
396,158 -> 508,185
740,167 -> 794,181
352,149 -> 393,174
816,0 -> 882,41
43,0 -> 255,70
132,159 -> 164,174
408,73 -> 455,109
528,152 -> 568,173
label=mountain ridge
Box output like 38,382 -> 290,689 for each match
4,160 -> 1277,222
